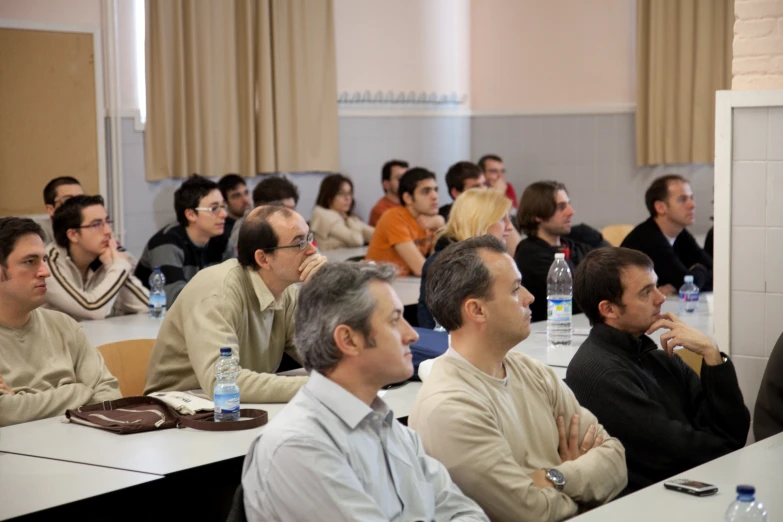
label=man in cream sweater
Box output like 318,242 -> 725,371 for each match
409,236 -> 627,521
0,217 -> 121,427
144,206 -> 326,403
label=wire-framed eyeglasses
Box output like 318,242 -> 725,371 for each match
267,232 -> 314,252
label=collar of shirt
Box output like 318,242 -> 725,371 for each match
247,267 -> 284,312
589,323 -> 658,359
306,370 -> 394,430
445,346 -> 508,385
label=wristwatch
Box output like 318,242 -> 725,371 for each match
544,468 -> 566,491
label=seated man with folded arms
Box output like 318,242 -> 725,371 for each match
135,175 -> 234,307
229,175 -> 300,248
144,206 -> 326,402
45,195 -> 148,320
40,176 -> 84,245
754,332 -> 783,441
242,262 -> 488,521
365,167 -> 445,276
369,159 -> 409,226
410,236 -> 627,522
0,218 -> 121,427
621,174 -> 713,294
217,173 -> 252,239
567,247 -> 749,494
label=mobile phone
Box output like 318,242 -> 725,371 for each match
663,478 -> 718,496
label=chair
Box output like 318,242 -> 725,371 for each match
97,339 -> 156,397
600,224 -> 635,247
675,348 -> 703,377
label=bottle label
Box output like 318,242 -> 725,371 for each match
214,392 -> 240,413
548,299 -> 572,322
679,291 -> 699,303
149,294 -> 166,310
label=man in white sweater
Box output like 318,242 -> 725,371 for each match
0,217 -> 121,427
409,235 -> 627,521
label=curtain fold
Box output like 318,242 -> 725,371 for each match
145,0 -> 339,181
636,0 -> 733,167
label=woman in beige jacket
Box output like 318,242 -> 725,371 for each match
310,174 -> 374,251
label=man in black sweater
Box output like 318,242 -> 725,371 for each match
566,247 -> 749,495
754,332 -> 783,441
622,174 -> 712,293
513,181 -> 592,322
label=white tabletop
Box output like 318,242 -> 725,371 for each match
393,275 -> 422,307
0,452 -> 161,520
573,431 -> 783,521
0,382 -> 419,476
79,313 -> 162,346
321,246 -> 368,263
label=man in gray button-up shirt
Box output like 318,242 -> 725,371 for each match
242,262 -> 487,521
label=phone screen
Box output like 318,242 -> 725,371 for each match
682,481 -> 712,489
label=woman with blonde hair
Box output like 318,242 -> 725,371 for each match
417,187 -> 517,329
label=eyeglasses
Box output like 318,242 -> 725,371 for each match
194,203 -> 228,215
77,219 -> 113,232
267,232 -> 314,252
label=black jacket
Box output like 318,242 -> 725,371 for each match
566,323 -> 750,494
513,235 -> 591,322
621,217 -> 713,291
754,331 -> 783,441
418,236 -> 456,329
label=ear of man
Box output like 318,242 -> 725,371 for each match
597,300 -> 619,321
333,324 -> 364,358
463,297 -> 488,325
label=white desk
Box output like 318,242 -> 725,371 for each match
0,382 -> 419,476
393,275 -> 422,307
0,452 -> 161,520
79,314 -> 162,346
573,431 -> 783,521
322,246 -> 368,263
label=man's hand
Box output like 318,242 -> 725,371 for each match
657,284 -> 678,296
646,312 -> 723,365
299,253 -> 327,283
557,414 -> 603,462
0,374 -> 15,395
416,214 -> 445,232
528,469 -> 554,489
99,238 -> 119,266
492,178 -> 508,196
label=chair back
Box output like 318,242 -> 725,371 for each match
675,348 -> 703,377
97,339 -> 156,397
600,224 -> 634,247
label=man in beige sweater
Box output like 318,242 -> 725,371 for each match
409,236 -> 627,521
0,217 -> 121,427
144,206 -> 326,403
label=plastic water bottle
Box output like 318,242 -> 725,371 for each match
679,275 -> 700,314
148,267 -> 166,319
725,485 -> 768,521
547,253 -> 572,347
213,347 -> 240,422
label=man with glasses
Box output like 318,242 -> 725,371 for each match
145,205 -> 327,402
41,176 -> 84,245
135,175 -> 235,307
45,195 -> 148,321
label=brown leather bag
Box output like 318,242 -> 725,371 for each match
65,396 -> 267,434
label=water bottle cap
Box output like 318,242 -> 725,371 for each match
220,347 -> 232,356
683,275 -> 694,283
554,253 -> 565,259
736,485 -> 755,495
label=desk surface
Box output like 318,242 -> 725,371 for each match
0,452 -> 160,520
321,246 -> 368,263
573,431 -> 783,522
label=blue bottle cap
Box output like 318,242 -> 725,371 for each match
736,485 -> 755,495
220,347 -> 232,356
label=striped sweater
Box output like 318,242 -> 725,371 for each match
134,223 -> 235,308
44,243 -> 149,321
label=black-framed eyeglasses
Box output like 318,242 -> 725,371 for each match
77,219 -> 113,232
268,232 -> 314,252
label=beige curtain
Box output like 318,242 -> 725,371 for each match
636,0 -> 733,166
145,0 -> 339,181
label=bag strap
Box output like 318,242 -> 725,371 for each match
176,409 -> 268,431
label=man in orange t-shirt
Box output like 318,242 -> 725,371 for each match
366,168 -> 445,276
369,160 -> 409,226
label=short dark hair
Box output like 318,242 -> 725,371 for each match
645,174 -> 687,218
517,181 -> 567,236
381,160 -> 409,182
316,174 -> 355,214
43,177 -> 81,205
174,175 -> 219,227
426,235 -> 506,331
445,161 -> 482,198
237,206 -> 294,269
0,217 -> 44,267
252,176 -> 300,207
574,247 -> 654,325
52,195 -> 106,248
477,154 -> 502,172
217,174 -> 246,201
398,167 -> 436,203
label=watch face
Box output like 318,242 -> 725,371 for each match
547,469 -> 566,486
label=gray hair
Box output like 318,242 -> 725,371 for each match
426,235 -> 506,331
295,262 -> 398,373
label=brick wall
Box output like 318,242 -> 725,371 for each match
733,0 -> 783,89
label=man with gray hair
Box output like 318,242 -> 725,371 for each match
409,235 -> 627,521
242,262 -> 489,521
